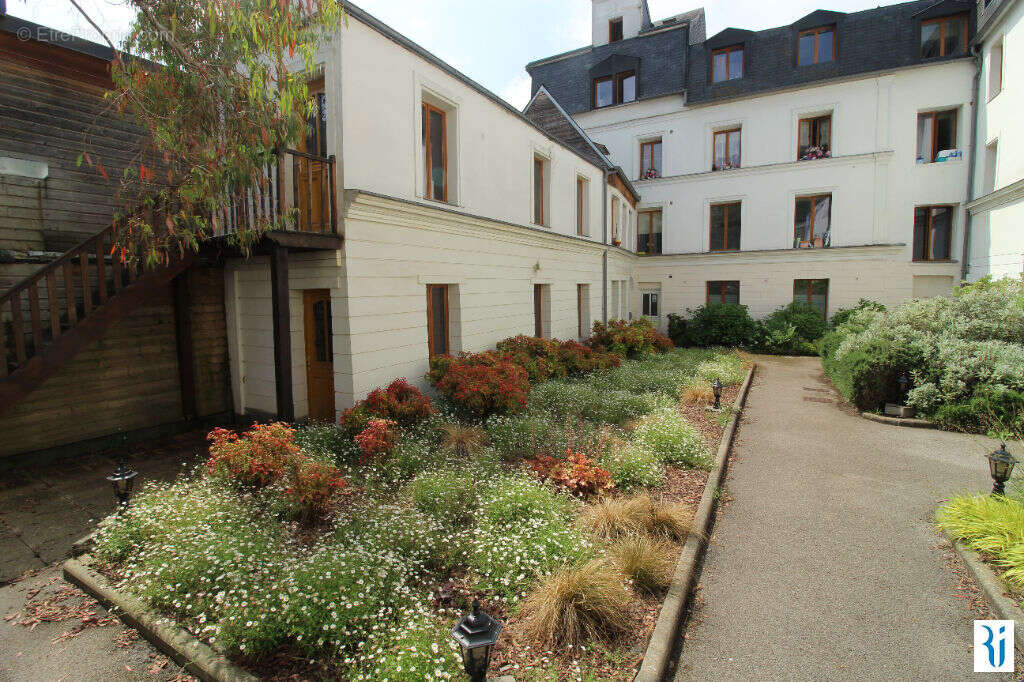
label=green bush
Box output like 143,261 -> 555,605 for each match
758,302 -> 826,355
668,304 -> 760,348
695,354 -> 747,386
829,299 -> 885,329
405,470 -> 478,526
528,380 -> 669,424
822,277 -> 1024,434
630,408 -> 710,469
937,493 -> 1024,588
599,443 -> 666,490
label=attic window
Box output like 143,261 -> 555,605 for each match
712,45 -> 743,82
921,14 -> 967,58
609,18 -> 623,42
594,70 -> 636,108
798,26 -> 835,65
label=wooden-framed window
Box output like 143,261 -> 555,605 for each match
913,205 -> 953,261
533,284 -> 547,337
637,209 -> 662,255
794,194 -> 832,248
577,283 -> 588,338
798,114 -> 832,160
921,14 -> 967,58
916,109 -> 957,163
422,102 -> 448,202
794,279 -> 829,316
639,138 -> 662,179
709,202 -> 740,252
713,128 -> 741,170
611,196 -> 620,243
642,292 -> 660,317
712,45 -> 743,82
576,176 -> 588,236
609,17 -> 623,43
426,284 -> 449,357
706,281 -> 740,305
533,155 -> 548,226
594,71 -> 636,108
798,26 -> 835,65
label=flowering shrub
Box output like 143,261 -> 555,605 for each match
821,276 -> 1024,435
284,458 -> 347,524
631,408 -> 710,469
528,451 -> 614,499
351,610 -> 462,681
339,378 -> 434,436
405,469 -> 478,526
600,443 -> 666,490
429,354 -> 530,418
586,318 -> 673,358
354,418 -> 398,463
695,354 -> 747,386
528,380 -> 670,424
206,422 -> 298,488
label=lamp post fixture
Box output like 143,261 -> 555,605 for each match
451,599 -> 502,682
896,373 -> 909,401
987,443 -> 1017,496
107,459 -> 138,512
712,379 -> 723,411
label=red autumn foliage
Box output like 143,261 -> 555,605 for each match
339,378 -> 434,436
429,354 -> 530,418
284,458 -> 348,524
586,319 -> 674,358
354,418 -> 398,464
528,450 -> 615,499
206,422 -> 298,488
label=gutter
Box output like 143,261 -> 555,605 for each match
602,168 -> 611,322
961,44 -> 982,283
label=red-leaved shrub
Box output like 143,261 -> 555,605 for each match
586,319 -> 673,358
528,450 -> 614,499
285,458 -> 348,524
430,354 -> 530,418
354,418 -> 398,463
339,378 -> 434,436
206,422 -> 298,488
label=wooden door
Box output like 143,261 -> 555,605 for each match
303,289 -> 335,421
295,77 -> 328,232
534,284 -> 544,338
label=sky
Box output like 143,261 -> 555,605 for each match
8,0 -> 908,109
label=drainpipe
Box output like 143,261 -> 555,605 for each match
602,168 -> 611,322
960,44 -> 982,283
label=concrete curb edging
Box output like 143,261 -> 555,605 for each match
859,411 -> 938,429
948,538 -> 1024,652
63,555 -> 258,682
634,363 -> 756,682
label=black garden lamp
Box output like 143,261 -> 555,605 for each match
451,599 -> 502,682
712,379 -> 723,410
987,443 -> 1017,496
896,373 -> 910,403
107,459 -> 138,512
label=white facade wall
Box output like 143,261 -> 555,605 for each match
223,12 -> 640,417
575,62 -> 973,319
968,0 -> 1024,281
591,0 -> 646,46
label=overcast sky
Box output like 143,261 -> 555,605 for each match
9,0 -> 907,108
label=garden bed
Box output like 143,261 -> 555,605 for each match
85,329 -> 749,681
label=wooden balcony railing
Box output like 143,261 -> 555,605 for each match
214,148 -> 337,238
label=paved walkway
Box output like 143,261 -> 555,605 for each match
0,431 -> 207,681
675,355 -> 1017,681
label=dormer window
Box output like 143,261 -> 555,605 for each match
798,26 -> 835,65
609,17 -> 623,43
594,70 -> 636,108
921,14 -> 967,58
712,45 -> 743,83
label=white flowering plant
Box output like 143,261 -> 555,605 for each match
631,408 -> 711,469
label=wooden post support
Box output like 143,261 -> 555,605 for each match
270,244 -> 294,421
172,269 -> 197,419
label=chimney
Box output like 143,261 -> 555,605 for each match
591,0 -> 650,47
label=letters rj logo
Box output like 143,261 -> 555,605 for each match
975,620 -> 1014,672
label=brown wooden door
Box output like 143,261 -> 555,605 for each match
303,289 -> 335,421
295,77 -> 328,232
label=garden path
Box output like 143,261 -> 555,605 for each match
674,355 -> 1016,681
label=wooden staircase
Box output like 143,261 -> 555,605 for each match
0,222 -> 194,416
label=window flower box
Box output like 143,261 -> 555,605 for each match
798,146 -> 831,161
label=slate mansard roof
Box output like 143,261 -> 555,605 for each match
527,0 -> 975,113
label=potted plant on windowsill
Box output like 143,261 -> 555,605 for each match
799,146 -> 831,161
640,169 -> 661,180
612,238 -> 622,247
